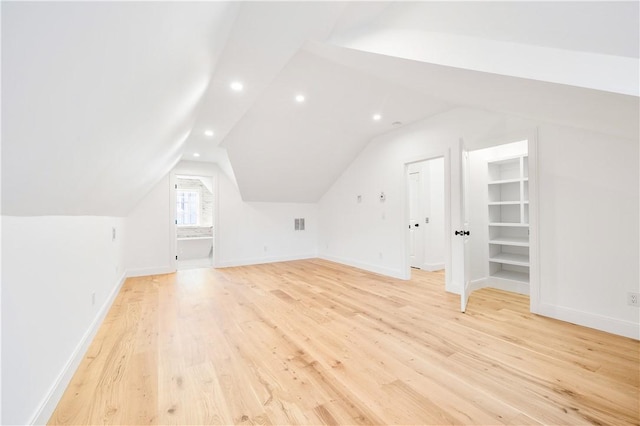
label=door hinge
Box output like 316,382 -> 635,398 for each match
175,219 -> 177,224
176,255 -> 178,260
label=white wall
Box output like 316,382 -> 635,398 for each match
318,107 -> 532,284
125,161 -> 318,273
536,125 -> 639,337
125,174 -> 173,276
182,160 -> 318,266
319,107 -> 639,338
1,215 -> 126,425
424,158 -> 445,270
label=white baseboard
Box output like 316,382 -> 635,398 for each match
466,276 -> 530,296
537,302 -> 639,340
319,254 -> 407,280
126,265 -> 174,277
469,278 -> 488,292
486,276 -> 530,295
470,277 -> 637,339
421,262 -> 445,272
31,271 -> 127,425
216,253 -> 317,268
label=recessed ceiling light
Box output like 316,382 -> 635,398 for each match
230,81 -> 243,91
295,94 -> 305,103
204,130 -> 214,137
193,153 -> 200,157
373,114 -> 382,121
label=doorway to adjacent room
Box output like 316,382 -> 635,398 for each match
174,175 -> 215,270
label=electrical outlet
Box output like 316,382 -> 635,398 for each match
263,245 -> 268,253
628,292 -> 640,307
92,292 -> 96,306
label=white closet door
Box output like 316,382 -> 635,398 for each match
455,141 -> 472,312
408,171 -> 423,268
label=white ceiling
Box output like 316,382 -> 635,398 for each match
330,2 -> 639,58
1,2 -> 239,215
2,1 -> 638,215
223,47 -> 454,202
308,42 -> 639,141
183,2 -> 348,164
327,2 -> 639,96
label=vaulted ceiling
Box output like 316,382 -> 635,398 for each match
2,2 -> 638,216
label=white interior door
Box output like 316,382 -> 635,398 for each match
456,142 -> 472,312
408,171 -> 423,268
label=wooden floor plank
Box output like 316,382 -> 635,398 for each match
49,259 -> 640,425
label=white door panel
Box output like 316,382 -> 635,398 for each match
409,171 -> 423,268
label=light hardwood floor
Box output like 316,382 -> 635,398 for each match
49,259 -> 639,425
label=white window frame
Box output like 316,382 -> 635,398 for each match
176,189 -> 200,226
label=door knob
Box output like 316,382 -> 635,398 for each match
455,230 -> 470,236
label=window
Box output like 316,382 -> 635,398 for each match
176,190 -> 199,225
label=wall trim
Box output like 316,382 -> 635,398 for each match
126,266 -> 174,278
421,262 -> 445,272
31,271 -> 128,425
485,277 -> 530,296
538,302 -> 639,340
217,253 -> 317,268
469,277 -> 488,292
320,254 -> 407,280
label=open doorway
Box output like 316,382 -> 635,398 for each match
467,140 -> 531,296
459,134 -> 538,314
407,157 -> 447,280
175,175 -> 214,270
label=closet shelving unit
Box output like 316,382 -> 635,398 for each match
487,155 -> 529,285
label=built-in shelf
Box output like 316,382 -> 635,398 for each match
177,236 -> 213,241
487,154 -> 530,285
488,201 -> 520,206
489,237 -> 529,247
489,252 -> 530,267
490,269 -> 529,283
488,178 -> 523,185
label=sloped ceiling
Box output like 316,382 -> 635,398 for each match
2,2 -> 638,215
307,42 -> 639,141
328,1 -> 639,95
223,48 -> 454,202
1,1 -> 239,216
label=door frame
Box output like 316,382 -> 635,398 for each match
468,128 -> 540,313
402,149 -> 453,292
170,171 -> 218,271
